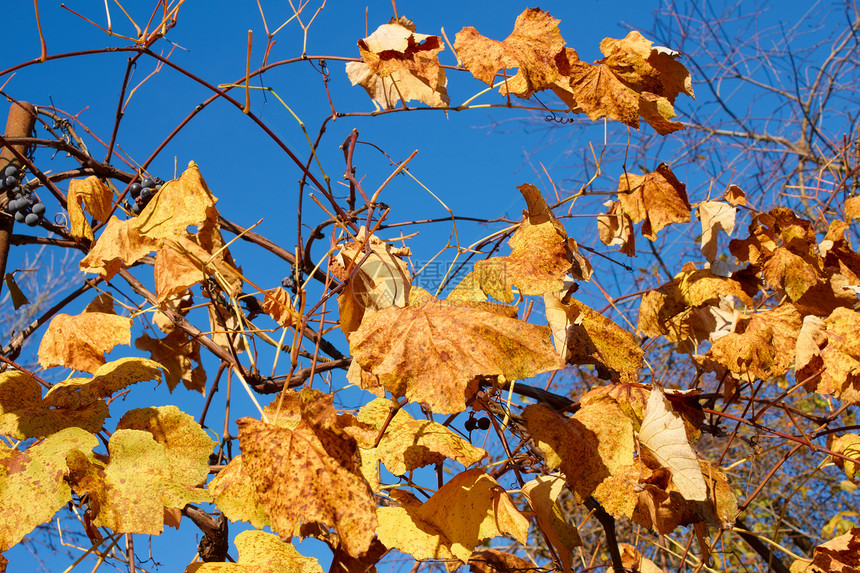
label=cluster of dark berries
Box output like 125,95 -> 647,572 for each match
465,416 -> 491,432
1,165 -> 45,227
127,176 -> 162,215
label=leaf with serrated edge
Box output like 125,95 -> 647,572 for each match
638,387 -> 706,501
0,427 -> 98,551
43,357 -> 163,410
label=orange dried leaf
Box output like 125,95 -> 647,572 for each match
811,307 -> 860,404
67,177 -> 113,242
376,468 -> 528,563
349,294 -> 562,414
355,398 -> 486,480
618,164 -> 691,240
0,370 -> 108,439
262,287 -> 299,327
619,544 -> 663,573
38,312 -> 131,373
828,434 -> 860,480
455,8 -> 565,97
762,246 -> 820,301
724,184 -> 747,206
0,427 -> 98,552
136,330 -> 206,393
805,528 -> 860,573
236,390 -> 376,558
468,550 -> 535,573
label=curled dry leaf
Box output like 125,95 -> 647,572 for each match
697,201 -> 736,263
0,370 -> 108,439
43,357 -> 163,410
724,184 -> 747,206
376,468 -> 528,563
618,163 -> 691,241
334,228 -> 411,336
67,176 -> 113,243
522,475 -> 581,573
827,434 -> 860,480
136,330 -> 207,393
0,427 -> 99,552
38,312 -> 131,373
185,530 -> 323,573
638,387 -> 706,501
236,390 -> 377,558
261,287 -> 299,327
349,292 -> 562,414
803,527 -> 860,573
347,17 -> 448,110
619,543 -> 662,573
597,200 -> 635,257
468,549 -> 535,573
455,8 -> 565,97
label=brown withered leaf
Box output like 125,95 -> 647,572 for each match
724,184 -> 747,206
236,389 -> 377,558
618,164 -> 691,240
347,16 -> 448,111
599,31 -> 694,102
559,51 -> 640,127
524,402 -> 634,502
376,468 -> 529,563
697,201 -> 736,263
67,177 -> 113,243
468,549 -> 535,573
810,307 -> 860,404
78,216 -> 150,280
597,200 -> 635,256
335,229 -> 411,335
544,292 -> 642,382
136,330 -> 206,393
354,398 -> 486,485
475,184 -> 586,297
804,528 -> 860,573
261,287 -> 299,327
349,293 -> 562,414
455,8 -> 565,98
43,357 -> 163,409
83,293 -> 116,314
155,234 -> 242,303
208,455 -> 270,530
619,544 -> 662,573
827,434 -> 860,480
0,427 -> 99,552
185,530 -> 323,573
38,312 -> 131,373
796,315 -> 827,383
0,370 -> 108,439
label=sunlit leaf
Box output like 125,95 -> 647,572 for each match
522,475 -> 581,572
38,312 -> 131,373
67,176 -> 113,242
617,163 -> 691,241
43,357 -> 163,409
185,530 -> 323,573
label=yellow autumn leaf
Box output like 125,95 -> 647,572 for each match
38,312 -> 131,373
136,330 -> 206,393
354,398 -> 486,485
597,200 -> 635,257
349,293 -> 562,414
522,475 -> 581,573
618,163 -> 691,240
0,370 -> 107,439
208,455 -> 271,530
185,530 -> 323,573
43,357 -> 163,410
67,176 -> 113,242
0,427 -> 99,552
236,389 -> 377,558
376,468 -> 528,563
697,201 -> 736,263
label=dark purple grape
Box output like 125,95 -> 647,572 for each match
131,203 -> 142,214
129,183 -> 142,197
140,187 -> 153,200
464,418 -> 477,432
141,177 -> 155,188
4,176 -> 16,189
14,211 -> 26,223
26,195 -> 37,206
4,165 -> 19,178
32,203 -> 45,216
476,417 -> 491,430
24,213 -> 40,226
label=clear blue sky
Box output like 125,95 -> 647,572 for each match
0,1 -> 833,571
